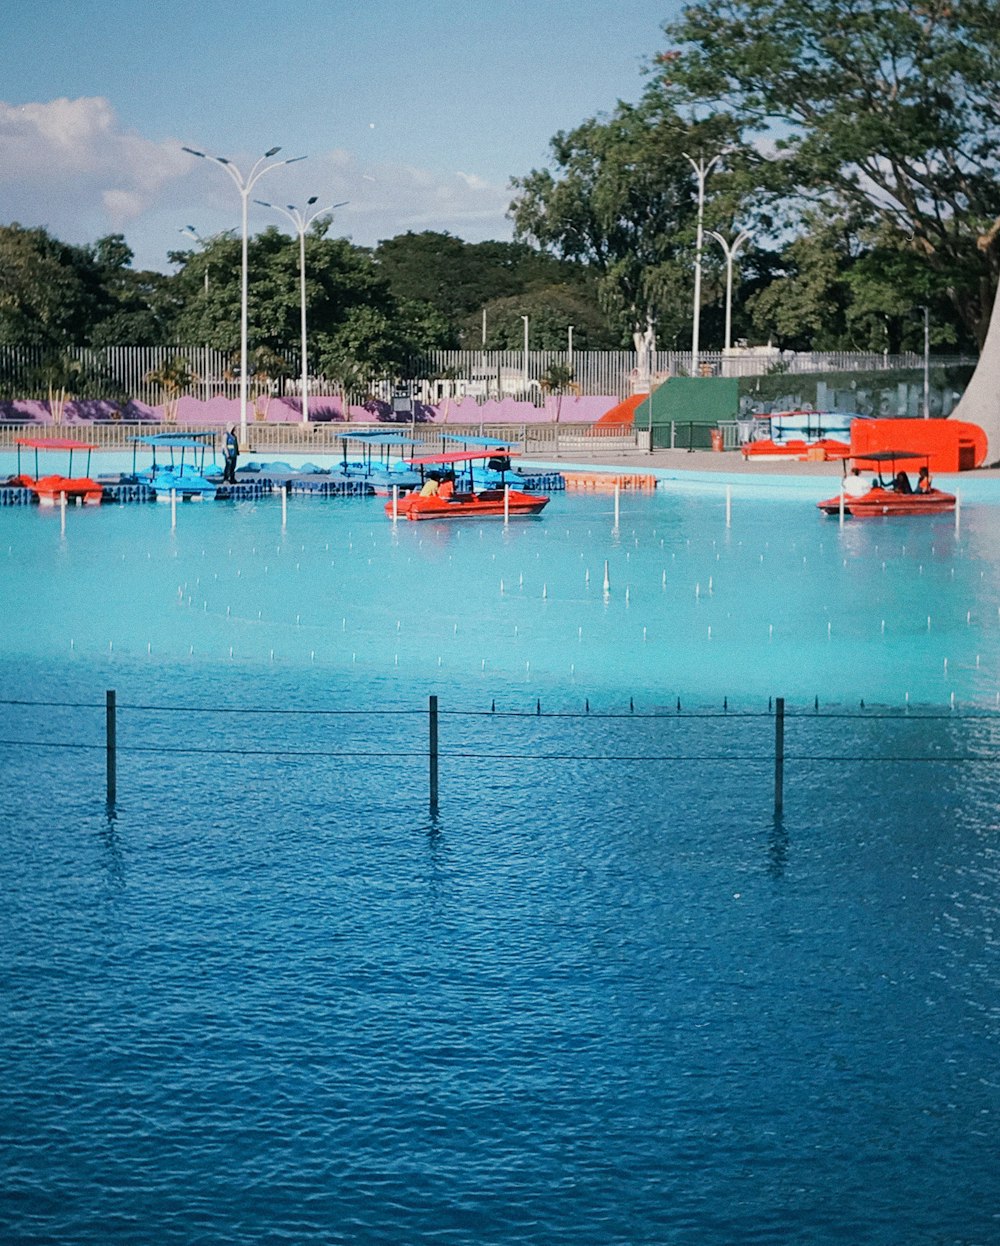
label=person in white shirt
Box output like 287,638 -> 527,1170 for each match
842,468 -> 870,497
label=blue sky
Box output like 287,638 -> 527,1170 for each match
0,0 -> 680,272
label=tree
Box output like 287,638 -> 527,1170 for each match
145,356 -> 198,424
169,223 -> 406,367
468,284 -> 616,351
540,361 -> 576,422
0,225 -> 98,348
510,98 -> 749,350
373,231 -> 612,348
86,235 -> 177,347
654,0 -> 1000,347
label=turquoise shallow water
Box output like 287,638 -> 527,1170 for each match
2,484 -> 999,707
3,482 -> 1000,1244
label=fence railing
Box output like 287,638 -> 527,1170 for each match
0,421 -> 650,455
0,344 -> 979,407
4,692 -> 998,820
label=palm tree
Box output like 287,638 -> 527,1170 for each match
434,364 -> 463,421
35,353 -> 85,424
540,362 -> 575,423
320,358 -> 372,421
145,356 -> 198,424
249,347 -> 291,422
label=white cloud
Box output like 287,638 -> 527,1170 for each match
0,97 -> 516,268
0,96 -> 185,187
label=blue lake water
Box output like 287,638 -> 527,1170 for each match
3,477 -> 1000,1244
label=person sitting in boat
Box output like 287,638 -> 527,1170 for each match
419,475 -> 440,497
842,468 -> 869,497
438,474 -> 455,501
917,465 -> 932,493
893,470 -> 913,494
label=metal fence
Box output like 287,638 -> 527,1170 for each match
0,344 -> 979,407
0,421 -> 650,455
4,691 -> 997,821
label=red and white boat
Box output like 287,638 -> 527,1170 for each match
817,451 -> 955,517
385,450 -> 549,521
10,437 -> 103,506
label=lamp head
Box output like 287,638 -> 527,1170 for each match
264,146 -> 282,158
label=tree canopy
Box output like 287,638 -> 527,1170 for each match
653,0 -> 1000,347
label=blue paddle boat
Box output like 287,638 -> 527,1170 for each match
130,431 -> 220,501
440,434 -> 530,490
336,430 -> 421,494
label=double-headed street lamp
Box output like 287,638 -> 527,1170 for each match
182,145 -> 306,442
707,228 -> 752,355
255,197 -> 348,426
683,151 -> 723,376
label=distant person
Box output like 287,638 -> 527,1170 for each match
222,427 -> 239,483
842,468 -> 869,497
917,465 -> 932,493
893,470 -> 913,494
438,476 -> 455,501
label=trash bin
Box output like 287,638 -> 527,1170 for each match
710,428 -> 724,452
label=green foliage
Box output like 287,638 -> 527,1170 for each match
655,0 -> 1000,346
510,97 -> 749,344
372,231 -> 613,348
145,355 -> 198,422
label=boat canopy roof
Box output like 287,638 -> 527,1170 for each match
336,431 -> 417,446
440,434 -> 520,449
405,449 -> 523,467
851,449 -> 929,463
131,432 -> 215,448
16,437 -> 98,450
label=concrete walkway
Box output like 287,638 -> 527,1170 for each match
526,445 -> 1000,482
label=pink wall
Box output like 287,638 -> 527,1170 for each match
0,393 -> 620,426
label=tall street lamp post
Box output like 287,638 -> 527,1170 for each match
568,325 -> 574,372
707,228 -> 752,354
922,305 -> 931,418
521,315 -> 530,395
182,145 -> 306,443
683,152 -> 723,377
255,197 -> 347,426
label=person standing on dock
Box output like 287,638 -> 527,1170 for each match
223,427 -> 239,484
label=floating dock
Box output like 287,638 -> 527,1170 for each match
562,472 -> 657,492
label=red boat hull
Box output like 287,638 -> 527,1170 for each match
386,487 -> 549,521
817,487 -> 955,517
14,474 -> 103,506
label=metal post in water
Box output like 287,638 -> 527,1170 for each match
774,696 -> 785,817
60,490 -> 66,536
281,485 -> 288,528
429,694 -> 439,814
503,483 -> 510,526
170,488 -> 177,529
392,484 -> 398,523
839,488 -> 845,527
106,689 -> 117,805
725,484 -> 732,529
